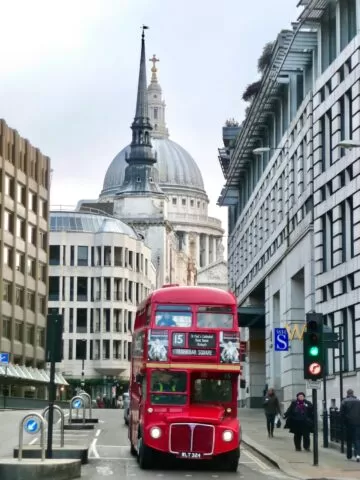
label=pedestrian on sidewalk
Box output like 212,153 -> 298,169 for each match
340,388 -> 360,462
284,392 -> 314,452
263,388 -> 281,438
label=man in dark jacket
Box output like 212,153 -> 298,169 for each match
263,388 -> 281,438
340,389 -> 360,461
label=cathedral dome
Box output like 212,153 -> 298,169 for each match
100,137 -> 205,198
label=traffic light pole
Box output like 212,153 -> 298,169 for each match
312,388 -> 318,466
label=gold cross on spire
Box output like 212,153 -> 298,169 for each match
149,54 -> 159,71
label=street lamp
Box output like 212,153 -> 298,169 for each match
336,139 -> 360,149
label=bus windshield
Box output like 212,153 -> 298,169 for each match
155,305 -> 192,328
191,377 -> 232,404
197,306 -> 234,328
150,370 -> 187,405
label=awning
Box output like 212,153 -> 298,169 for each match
237,306 -> 265,329
0,363 -> 69,386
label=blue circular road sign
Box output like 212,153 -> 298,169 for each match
72,398 -> 83,409
24,417 -> 40,435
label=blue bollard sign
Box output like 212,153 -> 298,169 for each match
72,398 -> 83,409
24,417 -> 40,435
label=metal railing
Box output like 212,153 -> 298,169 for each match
69,395 -> 86,424
19,412 -> 46,461
329,408 -> 344,444
42,405 -> 65,447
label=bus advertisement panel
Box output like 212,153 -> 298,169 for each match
128,286 -> 242,471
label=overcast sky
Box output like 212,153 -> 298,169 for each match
0,0 -> 301,234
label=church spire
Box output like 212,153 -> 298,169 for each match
118,26 -> 163,196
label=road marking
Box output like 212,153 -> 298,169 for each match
95,429 -> 101,438
243,450 -> 271,471
29,438 -> 38,445
89,438 -> 100,459
96,465 -> 113,476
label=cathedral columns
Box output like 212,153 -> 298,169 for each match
205,235 -> 210,266
196,235 -> 201,268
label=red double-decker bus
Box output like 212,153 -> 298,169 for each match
128,285 -> 241,470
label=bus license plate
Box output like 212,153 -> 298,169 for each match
178,452 -> 202,459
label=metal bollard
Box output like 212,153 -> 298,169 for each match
19,412 -> 46,461
79,391 -> 92,419
42,405 -> 65,447
69,395 -> 86,424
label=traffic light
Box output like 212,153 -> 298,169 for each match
303,313 -> 324,380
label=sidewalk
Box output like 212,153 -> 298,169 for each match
239,408 -> 359,480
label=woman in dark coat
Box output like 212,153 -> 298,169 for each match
263,388 -> 281,438
284,392 -> 314,451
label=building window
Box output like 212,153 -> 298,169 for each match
114,247 -> 123,267
5,175 -> 14,198
27,291 -> 36,311
154,107 -> 158,119
76,309 -> 87,334
182,198 -> 186,206
77,246 -> 88,266
38,263 -> 47,282
3,281 -> 12,302
4,245 -> 13,267
49,276 -> 60,301
15,286 -> 24,307
26,325 -> 35,345
104,246 -> 111,266
28,191 -> 36,212
38,295 -> 46,315
39,231 -> 47,251
15,322 -> 23,342
28,224 -> 37,245
2,317 -> 11,339
4,211 -> 14,234
76,339 -> 87,360
37,327 -> 45,348
17,183 -> 26,205
172,198 -> 177,205
16,217 -> 25,239
190,199 -> 194,207
77,277 -> 88,301
27,257 -> 36,277
50,245 -> 61,265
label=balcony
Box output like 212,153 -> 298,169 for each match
92,358 -> 129,376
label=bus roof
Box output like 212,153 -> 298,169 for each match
148,286 -> 236,305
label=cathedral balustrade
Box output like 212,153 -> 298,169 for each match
168,212 -> 222,228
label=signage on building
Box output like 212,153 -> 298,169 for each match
274,328 -> 289,351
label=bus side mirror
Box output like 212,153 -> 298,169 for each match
136,374 -> 143,384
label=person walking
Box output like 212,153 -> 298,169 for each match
284,392 -> 314,451
340,388 -> 360,462
263,388 -> 281,438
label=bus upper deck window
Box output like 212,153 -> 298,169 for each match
155,306 -> 192,328
197,307 -> 233,328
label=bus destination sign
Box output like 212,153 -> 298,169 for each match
172,348 -> 216,357
189,333 -> 216,348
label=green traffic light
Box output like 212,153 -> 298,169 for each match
309,346 -> 319,356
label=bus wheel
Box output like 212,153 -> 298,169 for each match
225,447 -> 240,472
138,437 -> 152,469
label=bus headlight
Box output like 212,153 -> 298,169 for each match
222,430 -> 233,442
150,427 -> 162,439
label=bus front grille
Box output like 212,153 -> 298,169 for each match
169,424 -> 214,455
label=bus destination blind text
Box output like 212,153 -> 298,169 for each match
172,348 -> 216,356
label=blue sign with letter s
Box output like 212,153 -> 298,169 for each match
274,328 -> 289,351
